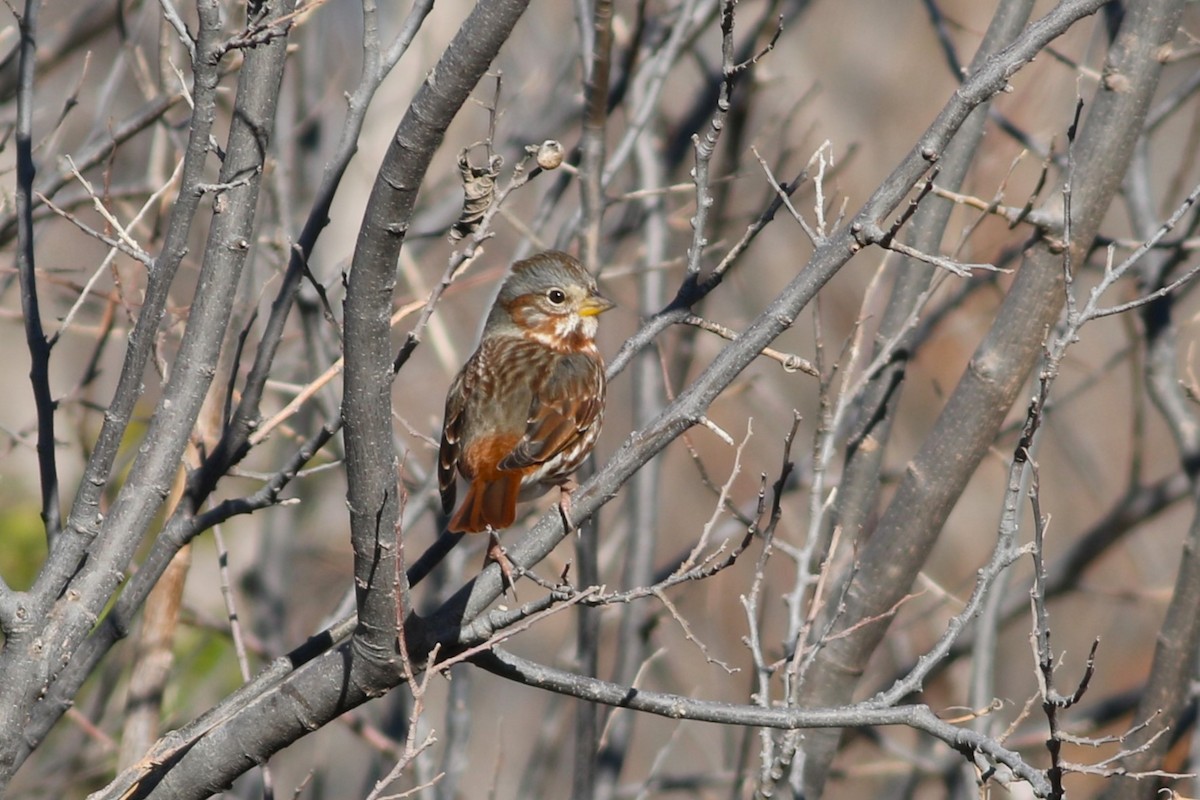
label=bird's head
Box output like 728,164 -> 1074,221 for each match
492,251 -> 614,351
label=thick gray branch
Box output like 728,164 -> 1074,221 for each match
342,0 -> 530,669
797,0 -> 1186,794
0,0 -> 296,786
0,2 -> 227,786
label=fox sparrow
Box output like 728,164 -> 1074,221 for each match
438,250 -> 614,535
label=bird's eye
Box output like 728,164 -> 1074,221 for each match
546,288 -> 566,305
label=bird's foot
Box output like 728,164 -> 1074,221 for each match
557,479 -> 579,535
485,529 -> 518,599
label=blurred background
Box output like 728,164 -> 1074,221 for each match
2,0 -> 1199,797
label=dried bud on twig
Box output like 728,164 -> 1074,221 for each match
449,146 -> 503,241
533,139 -> 564,170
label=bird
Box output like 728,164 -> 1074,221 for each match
438,250 -> 614,551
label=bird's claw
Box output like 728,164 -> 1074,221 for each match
558,480 -> 578,535
485,529 -> 518,599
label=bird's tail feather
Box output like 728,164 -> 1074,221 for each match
448,472 -> 521,533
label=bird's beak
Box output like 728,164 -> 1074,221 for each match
579,293 -> 615,317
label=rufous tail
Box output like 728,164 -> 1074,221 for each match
448,472 -> 521,533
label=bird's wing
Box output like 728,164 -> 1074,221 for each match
438,368 -> 468,515
499,353 -> 604,471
